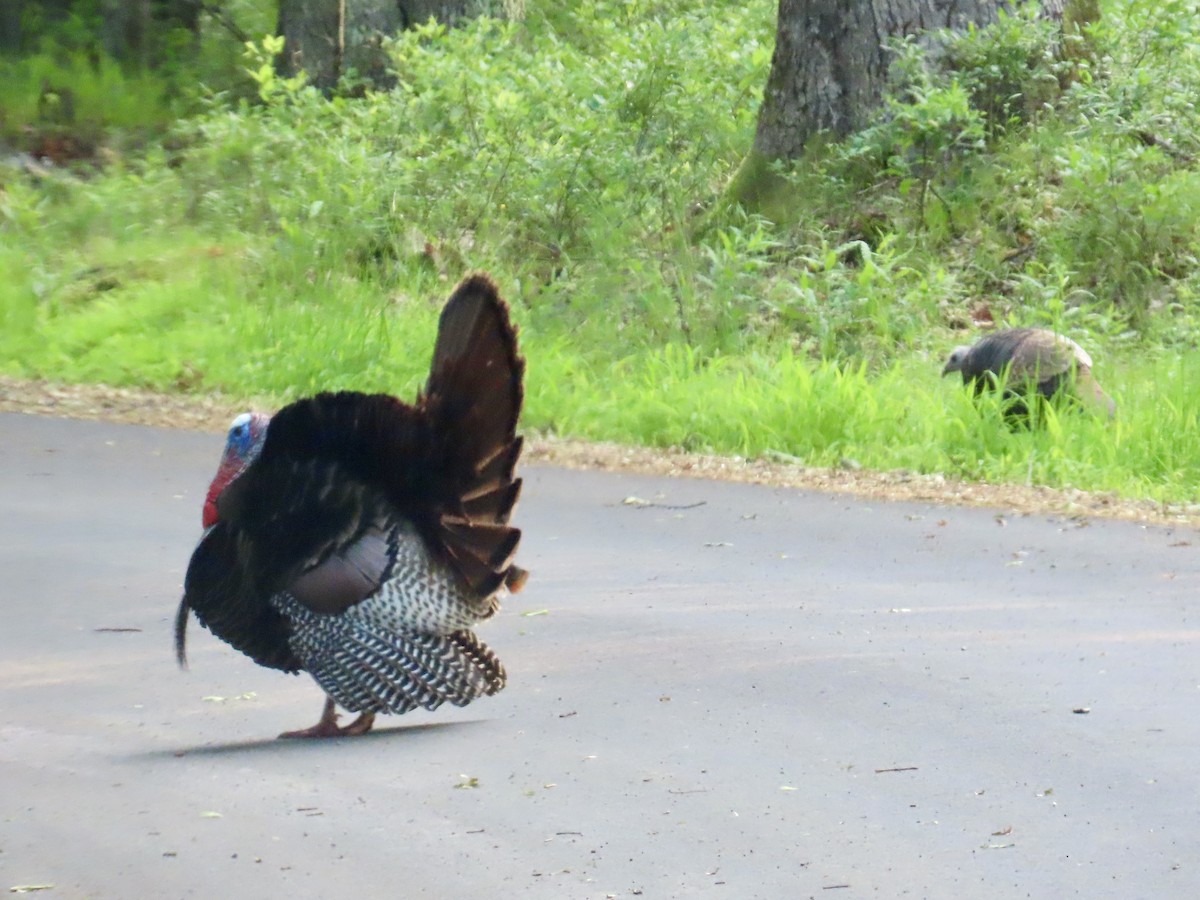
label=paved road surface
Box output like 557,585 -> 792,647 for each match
1,413 -> 1197,899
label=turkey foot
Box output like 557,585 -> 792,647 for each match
279,697 -> 376,738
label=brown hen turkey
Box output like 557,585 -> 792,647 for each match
942,327 -> 1115,421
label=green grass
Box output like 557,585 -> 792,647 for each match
2,227 -> 1195,504
2,0 -> 1200,505
539,348 -> 1200,503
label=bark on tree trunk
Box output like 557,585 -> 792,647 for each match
276,0 -> 475,92
754,0 -> 1065,161
276,0 -> 345,90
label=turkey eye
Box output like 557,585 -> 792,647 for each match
228,421 -> 252,455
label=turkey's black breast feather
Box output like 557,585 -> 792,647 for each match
179,523 -> 302,672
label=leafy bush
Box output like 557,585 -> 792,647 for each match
939,4 -> 1067,134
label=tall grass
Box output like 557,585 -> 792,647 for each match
533,346 -> 1200,502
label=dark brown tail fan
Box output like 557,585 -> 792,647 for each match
422,273 -> 526,599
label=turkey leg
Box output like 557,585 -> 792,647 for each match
279,696 -> 376,739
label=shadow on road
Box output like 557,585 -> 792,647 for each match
132,719 -> 487,760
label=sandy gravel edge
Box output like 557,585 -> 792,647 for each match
3,375 -> 1196,529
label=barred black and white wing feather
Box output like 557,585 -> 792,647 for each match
176,274 -> 526,737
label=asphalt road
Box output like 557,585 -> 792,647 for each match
1,412 -> 1198,899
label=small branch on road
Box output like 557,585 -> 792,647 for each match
621,496 -> 708,510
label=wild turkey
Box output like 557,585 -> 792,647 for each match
941,327 -> 1115,420
175,273 -> 528,738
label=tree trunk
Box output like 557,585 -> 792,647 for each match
277,0 -> 475,92
754,0 -> 1065,161
398,1 -> 474,28
276,0 -> 345,90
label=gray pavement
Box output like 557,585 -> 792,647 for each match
1,412 -> 1197,899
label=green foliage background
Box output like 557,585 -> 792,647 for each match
2,0 -> 1199,504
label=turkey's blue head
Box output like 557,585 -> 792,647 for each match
202,412 -> 270,528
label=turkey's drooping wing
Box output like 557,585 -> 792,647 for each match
1007,329 -> 1090,385
178,522 -> 302,672
289,620 -> 505,715
270,514 -> 509,716
286,523 -> 395,614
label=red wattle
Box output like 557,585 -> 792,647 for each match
202,461 -> 236,528
202,491 -> 220,528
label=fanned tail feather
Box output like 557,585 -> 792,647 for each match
460,480 -> 523,522
464,437 -> 523,496
440,520 -> 520,570
504,565 -> 530,593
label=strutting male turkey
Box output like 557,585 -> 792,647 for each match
942,327 -> 1115,421
175,274 -> 528,738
